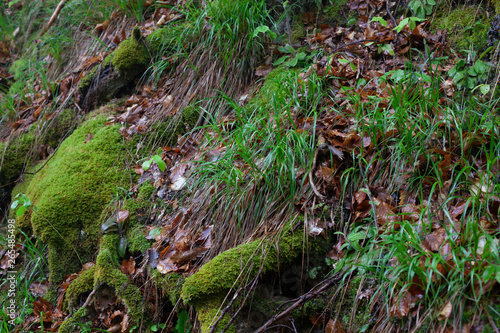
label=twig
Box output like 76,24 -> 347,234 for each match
218,266 -> 263,333
254,275 -> 340,333
40,0 -> 68,36
81,289 -> 96,308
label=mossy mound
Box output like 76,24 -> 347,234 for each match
432,5 -> 491,53
112,27 -> 149,77
15,110 -> 135,286
62,234 -> 144,332
180,229 -> 306,332
149,102 -> 201,146
79,27 -> 149,111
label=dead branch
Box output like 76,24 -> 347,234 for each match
254,275 -> 340,333
40,0 -> 68,36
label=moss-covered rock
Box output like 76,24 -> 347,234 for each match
432,5 -> 491,53
149,102 -> 201,146
112,27 -> 149,77
16,109 -> 134,286
63,234 -> 145,330
180,229 -> 306,332
94,234 -> 144,323
79,28 -> 149,111
65,266 -> 96,310
181,229 -> 304,303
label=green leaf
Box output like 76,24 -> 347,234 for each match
338,58 -> 350,64
151,325 -> 158,332
11,200 -> 19,210
142,159 -> 152,171
473,60 -> 487,73
157,148 -> 163,156
287,57 -> 298,67
101,217 -> 118,234
370,16 -> 387,27
118,237 -> 128,258
380,43 -> 395,56
273,55 -> 288,66
295,52 -> 306,61
427,0 -> 436,5
252,25 -> 277,39
152,155 -> 166,172
349,63 -> 357,72
278,44 -> 295,54
479,84 -> 490,95
174,310 -> 189,333
157,160 -> 166,172
394,18 -> 410,33
16,206 -> 26,217
149,228 -> 161,237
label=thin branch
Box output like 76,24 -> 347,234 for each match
40,0 -> 68,36
255,275 -> 340,333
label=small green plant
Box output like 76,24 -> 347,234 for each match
10,194 -> 36,217
273,44 -> 315,67
449,59 -> 490,91
142,148 -> 166,172
408,0 -> 435,19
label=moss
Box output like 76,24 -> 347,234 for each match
58,306 -> 88,333
152,271 -> 185,306
335,276 -> 372,332
78,65 -> 99,94
0,132 -> 35,185
146,27 -> 178,56
291,15 -> 305,43
197,297 -> 236,333
127,226 -> 151,254
19,110 -> 134,286
112,33 -> 149,77
181,229 -> 304,304
432,5 -> 491,53
65,266 -> 96,310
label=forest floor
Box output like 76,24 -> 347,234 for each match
1,0 -> 500,332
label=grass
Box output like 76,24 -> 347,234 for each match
0,230 -> 48,332
188,70 -> 323,254
326,63 -> 500,330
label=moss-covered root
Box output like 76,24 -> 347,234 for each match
180,230 -> 305,332
60,234 -> 145,332
58,307 -> 88,333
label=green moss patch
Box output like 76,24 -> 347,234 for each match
432,6 -> 491,53
112,27 -> 149,77
18,110 -> 134,286
181,229 -> 304,304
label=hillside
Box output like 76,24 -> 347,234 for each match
1,0 -> 500,332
